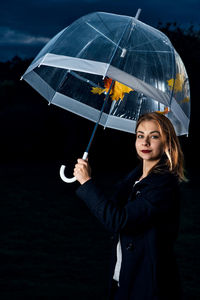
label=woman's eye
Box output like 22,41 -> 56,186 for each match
137,135 -> 143,139
151,135 -> 159,139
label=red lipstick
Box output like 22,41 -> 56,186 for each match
141,150 -> 152,153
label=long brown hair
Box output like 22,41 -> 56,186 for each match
135,112 -> 187,182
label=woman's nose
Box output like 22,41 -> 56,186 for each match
142,137 -> 150,146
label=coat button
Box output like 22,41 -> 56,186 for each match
126,242 -> 135,251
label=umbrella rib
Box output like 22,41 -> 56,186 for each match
129,50 -> 172,53
85,22 -> 123,50
96,12 -> 115,40
104,19 -> 132,76
70,71 -> 104,89
136,94 -> 143,121
169,47 -> 177,107
130,37 -> 168,51
76,39 -> 94,58
141,28 -> 169,96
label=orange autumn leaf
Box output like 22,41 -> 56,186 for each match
156,107 -> 170,115
104,77 -> 113,91
91,77 -> 133,101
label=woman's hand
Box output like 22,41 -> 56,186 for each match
73,158 -> 91,185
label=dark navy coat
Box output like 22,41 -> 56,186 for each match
76,164 -> 182,300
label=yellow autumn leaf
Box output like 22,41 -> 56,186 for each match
180,97 -> 190,104
91,77 -> 133,101
168,73 -> 185,93
91,87 -> 105,95
111,81 -> 133,101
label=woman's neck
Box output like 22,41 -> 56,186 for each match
140,159 -> 160,180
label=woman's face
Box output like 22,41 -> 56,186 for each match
135,120 -> 165,162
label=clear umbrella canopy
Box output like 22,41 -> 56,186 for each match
23,11 -> 190,135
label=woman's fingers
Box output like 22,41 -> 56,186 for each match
73,158 -> 91,185
77,158 -> 88,165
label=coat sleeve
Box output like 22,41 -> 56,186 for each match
76,178 -> 178,234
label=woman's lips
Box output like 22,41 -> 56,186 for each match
141,150 -> 152,153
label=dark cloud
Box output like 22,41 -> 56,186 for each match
1,0 -> 199,61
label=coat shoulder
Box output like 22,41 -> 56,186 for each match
138,167 -> 179,188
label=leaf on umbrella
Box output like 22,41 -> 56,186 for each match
91,77 -> 133,101
111,81 -> 133,101
156,107 -> 170,115
167,73 -> 185,92
180,97 -> 190,104
91,87 -> 105,95
104,77 -> 113,91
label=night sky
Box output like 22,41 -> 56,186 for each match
1,0 -> 200,62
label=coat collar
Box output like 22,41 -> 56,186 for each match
127,162 -> 178,188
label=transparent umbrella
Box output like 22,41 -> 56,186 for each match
22,10 -> 190,182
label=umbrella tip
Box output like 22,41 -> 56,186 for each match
135,8 -> 142,20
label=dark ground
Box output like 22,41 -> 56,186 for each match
0,161 -> 199,299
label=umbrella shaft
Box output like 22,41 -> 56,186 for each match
85,80 -> 114,154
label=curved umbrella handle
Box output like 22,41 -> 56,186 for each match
59,165 -> 77,183
59,152 -> 88,183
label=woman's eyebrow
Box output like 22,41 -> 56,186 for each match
136,130 -> 144,134
136,130 -> 160,134
150,131 -> 160,134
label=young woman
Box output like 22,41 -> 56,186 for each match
74,112 -> 185,300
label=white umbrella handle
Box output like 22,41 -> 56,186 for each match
59,152 -> 88,183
